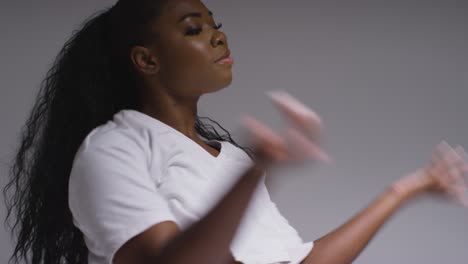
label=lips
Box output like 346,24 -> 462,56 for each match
215,49 -> 231,63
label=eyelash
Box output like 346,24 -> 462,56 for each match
185,22 -> 223,36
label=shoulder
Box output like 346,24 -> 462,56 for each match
74,110 -> 156,164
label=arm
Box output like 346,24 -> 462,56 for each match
154,164 -> 265,264
303,142 -> 468,264
148,92 -> 327,264
115,99 -> 326,264
303,171 -> 430,264
115,163 -> 266,264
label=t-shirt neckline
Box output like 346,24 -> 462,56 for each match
121,109 -> 227,160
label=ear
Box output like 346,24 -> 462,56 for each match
130,46 -> 160,75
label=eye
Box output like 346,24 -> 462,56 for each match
214,22 -> 223,30
185,22 -> 223,36
185,26 -> 203,36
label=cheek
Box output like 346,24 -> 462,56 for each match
162,40 -> 216,88
176,40 -> 212,72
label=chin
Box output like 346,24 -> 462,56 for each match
221,70 -> 233,85
203,80 -> 230,95
223,74 -> 233,86
210,72 -> 233,91
219,75 -> 233,89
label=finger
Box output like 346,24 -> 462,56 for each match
429,164 -> 466,195
442,142 -> 466,168
455,145 -> 468,163
453,147 -> 468,193
286,128 -> 332,163
430,144 -> 468,206
431,141 -> 463,177
266,90 -> 322,136
436,165 -> 463,190
241,115 -> 283,144
428,141 -> 449,172
452,187 -> 468,208
455,146 -> 468,175
444,146 -> 467,183
241,115 -> 288,160
436,141 -> 461,165
433,140 -> 452,162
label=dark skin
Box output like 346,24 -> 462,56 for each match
116,0 -> 241,263
115,0 -> 468,263
132,0 -> 230,157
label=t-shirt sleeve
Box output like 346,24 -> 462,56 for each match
68,132 -> 177,264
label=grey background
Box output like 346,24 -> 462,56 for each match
1,0 -> 467,263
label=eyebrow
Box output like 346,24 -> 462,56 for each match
178,10 -> 213,23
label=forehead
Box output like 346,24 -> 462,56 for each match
161,0 -> 210,21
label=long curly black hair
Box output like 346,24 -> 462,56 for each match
3,1 -> 253,263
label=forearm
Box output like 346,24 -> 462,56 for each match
304,171 -> 431,264
156,164 -> 265,264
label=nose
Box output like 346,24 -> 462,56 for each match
211,30 -> 227,47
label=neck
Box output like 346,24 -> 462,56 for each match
141,87 -> 201,141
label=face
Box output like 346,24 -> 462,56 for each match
145,0 -> 232,97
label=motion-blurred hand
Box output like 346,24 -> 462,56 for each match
425,141 -> 468,206
392,141 -> 468,207
241,90 -> 331,168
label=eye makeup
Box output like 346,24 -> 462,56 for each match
185,22 -> 223,36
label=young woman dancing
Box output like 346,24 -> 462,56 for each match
4,0 -> 468,263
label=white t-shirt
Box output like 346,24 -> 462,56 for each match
68,109 -> 313,264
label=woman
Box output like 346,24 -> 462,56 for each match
4,0 -> 468,263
